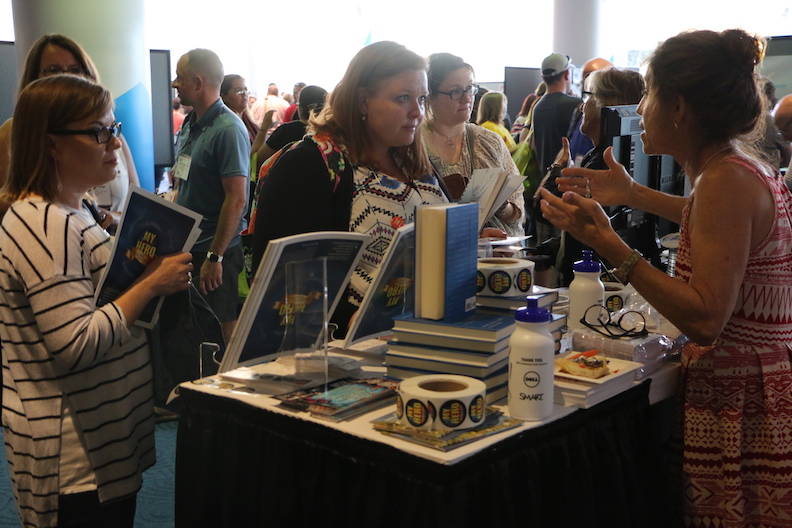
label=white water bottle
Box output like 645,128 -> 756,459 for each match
568,250 -> 604,331
508,298 -> 555,421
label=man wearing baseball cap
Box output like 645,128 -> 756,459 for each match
530,53 -> 582,242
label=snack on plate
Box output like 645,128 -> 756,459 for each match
555,350 -> 610,379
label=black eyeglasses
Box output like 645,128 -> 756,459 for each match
230,88 -> 249,96
581,90 -> 596,103
581,304 -> 648,339
39,65 -> 85,77
436,84 -> 479,101
51,122 -> 122,144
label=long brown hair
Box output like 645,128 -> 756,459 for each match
311,41 -> 432,177
2,75 -> 112,204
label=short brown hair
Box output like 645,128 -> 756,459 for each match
3,75 -> 112,204
311,41 -> 431,177
587,68 -> 645,108
19,34 -> 99,94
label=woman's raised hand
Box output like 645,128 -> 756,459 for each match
555,146 -> 635,207
538,187 -> 619,253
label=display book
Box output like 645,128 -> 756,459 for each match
273,377 -> 399,422
95,186 -> 202,329
553,349 -> 644,408
342,224 -> 415,348
218,231 -> 368,374
371,406 -> 523,452
414,202 -> 478,321
384,310 -> 526,404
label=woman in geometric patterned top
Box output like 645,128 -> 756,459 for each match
0,75 -> 193,528
539,28 -> 792,527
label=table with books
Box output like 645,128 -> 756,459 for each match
173,355 -> 679,528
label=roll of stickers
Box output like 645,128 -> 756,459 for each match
602,281 -> 637,312
396,375 -> 487,431
476,257 -> 534,297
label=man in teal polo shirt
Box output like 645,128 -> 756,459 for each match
172,48 -> 250,343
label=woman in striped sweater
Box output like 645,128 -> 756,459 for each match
0,75 -> 193,527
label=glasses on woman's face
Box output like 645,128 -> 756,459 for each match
51,122 -> 122,144
581,304 -> 649,339
581,90 -> 596,104
39,65 -> 85,77
436,84 -> 479,101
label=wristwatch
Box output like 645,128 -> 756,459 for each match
206,251 -> 224,263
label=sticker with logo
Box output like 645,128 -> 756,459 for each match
605,294 -> 624,312
517,268 -> 533,292
439,399 -> 468,428
395,392 -> 404,419
476,271 -> 486,293
488,270 -> 512,295
469,395 -> 485,423
405,398 -> 435,427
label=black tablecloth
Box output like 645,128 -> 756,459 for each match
175,381 -> 675,528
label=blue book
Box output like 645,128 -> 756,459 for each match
414,202 -> 478,321
392,311 -> 515,341
386,340 -> 510,367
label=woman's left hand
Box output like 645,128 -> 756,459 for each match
480,227 -> 507,239
538,188 -> 617,251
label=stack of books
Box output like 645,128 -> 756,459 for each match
385,311 -> 515,404
552,351 -> 643,408
476,284 -> 567,352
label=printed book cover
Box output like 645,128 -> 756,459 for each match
386,340 -> 510,367
95,186 -> 202,328
414,203 -> 478,321
392,311 -> 515,341
385,363 -> 508,389
390,329 -> 510,353
476,284 -> 561,311
383,354 -> 509,378
344,224 -> 415,348
219,232 -> 368,372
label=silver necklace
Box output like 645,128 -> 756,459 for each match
699,146 -> 732,174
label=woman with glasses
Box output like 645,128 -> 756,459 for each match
0,74 -> 193,528
422,53 -> 524,237
0,34 -> 140,231
250,41 -> 446,335
541,29 -> 792,527
221,74 -> 259,145
537,68 -> 644,285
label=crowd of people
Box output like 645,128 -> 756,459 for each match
0,26 -> 791,528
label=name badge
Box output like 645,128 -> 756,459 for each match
173,154 -> 192,181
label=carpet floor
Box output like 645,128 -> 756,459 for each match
0,421 -> 178,527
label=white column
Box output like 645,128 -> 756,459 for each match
11,0 -> 155,191
552,0 -> 601,67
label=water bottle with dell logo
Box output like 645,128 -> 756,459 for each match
508,297 -> 555,421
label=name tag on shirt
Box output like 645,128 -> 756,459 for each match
173,154 -> 192,181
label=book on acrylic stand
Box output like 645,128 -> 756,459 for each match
342,224 -> 415,349
95,186 -> 203,329
218,231 -> 368,390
